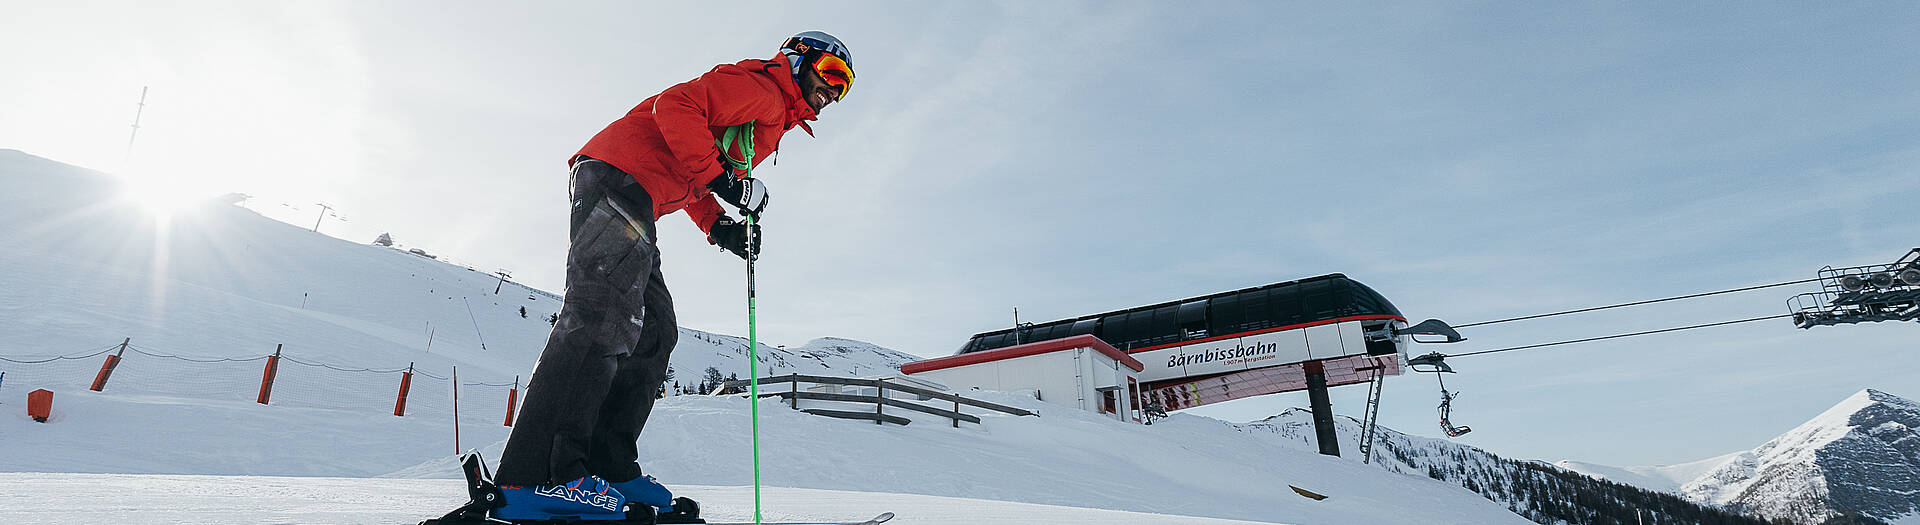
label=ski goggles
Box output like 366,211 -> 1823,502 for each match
812,54 -> 854,101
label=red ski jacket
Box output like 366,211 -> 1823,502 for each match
573,54 -> 817,235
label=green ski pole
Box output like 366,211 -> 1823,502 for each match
746,213 -> 762,525
717,122 -> 763,525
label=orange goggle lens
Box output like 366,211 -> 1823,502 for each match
812,54 -> 853,100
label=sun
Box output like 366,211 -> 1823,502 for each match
115,168 -> 227,219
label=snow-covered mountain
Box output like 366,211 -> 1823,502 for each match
1553,453 -> 1737,495
1557,389 -> 1920,524
675,332 -> 920,388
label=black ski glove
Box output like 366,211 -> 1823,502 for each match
708,215 -> 761,260
707,166 -> 769,217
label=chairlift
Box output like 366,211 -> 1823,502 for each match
1438,387 -> 1472,438
1395,319 -> 1467,344
1407,352 -> 1453,373
1141,400 -> 1168,425
1409,352 -> 1472,437
1792,247 -> 1920,328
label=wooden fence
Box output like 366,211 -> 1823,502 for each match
721,373 -> 1036,427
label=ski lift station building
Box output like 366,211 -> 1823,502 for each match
903,274 -> 1427,424
902,335 -> 1148,422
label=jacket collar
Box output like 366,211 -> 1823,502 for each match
763,54 -> 817,136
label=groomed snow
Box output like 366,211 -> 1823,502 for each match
0,473 -> 1297,525
2,389 -> 1534,524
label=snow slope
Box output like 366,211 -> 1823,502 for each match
0,473 -> 1292,525
0,148 -> 913,387
383,392 -> 1528,524
0,149 -> 1531,524
2,381 -> 1530,524
0,149 -> 912,475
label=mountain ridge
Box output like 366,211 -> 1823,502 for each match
1558,388 -> 1920,524
1243,407 -> 1771,524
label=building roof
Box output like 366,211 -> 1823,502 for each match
955,274 -> 1403,356
902,335 -> 1145,375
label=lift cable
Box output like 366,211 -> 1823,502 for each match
1453,277 -> 1823,329
1448,313 -> 1793,359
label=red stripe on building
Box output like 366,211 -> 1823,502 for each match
902,334 -> 1145,375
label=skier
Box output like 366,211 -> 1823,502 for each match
487,31 -> 854,522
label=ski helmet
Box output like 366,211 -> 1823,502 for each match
780,31 -> 854,100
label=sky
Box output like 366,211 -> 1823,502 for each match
1,1 -> 1915,468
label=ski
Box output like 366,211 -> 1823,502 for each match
700,513 -> 894,525
422,511 -> 891,525
419,454 -> 890,525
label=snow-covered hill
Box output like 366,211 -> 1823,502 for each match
0,148 -> 912,474
1557,389 -> 1920,524
0,148 -> 912,383
0,149 -> 1534,523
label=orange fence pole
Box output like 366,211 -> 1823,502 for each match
89,338 -> 130,392
256,344 -> 282,405
503,375 -> 519,427
394,363 -> 414,417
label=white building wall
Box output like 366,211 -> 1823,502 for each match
908,345 -> 1139,419
1303,323 -> 1341,360
1134,320 -> 1375,381
1006,352 -> 1067,403
1101,354 -> 1132,421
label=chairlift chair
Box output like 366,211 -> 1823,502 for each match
1408,352 -> 1473,438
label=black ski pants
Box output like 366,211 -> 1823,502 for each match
494,157 -> 677,486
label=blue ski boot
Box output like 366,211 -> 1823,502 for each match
609,475 -> 672,514
612,475 -> 702,524
494,475 -> 628,521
